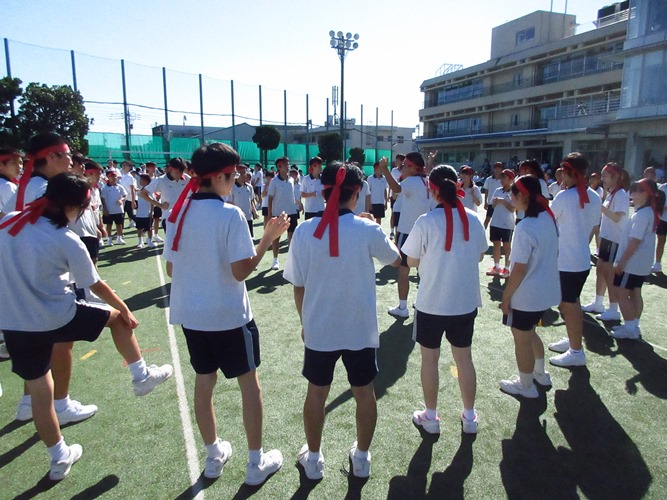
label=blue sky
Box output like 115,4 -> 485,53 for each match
2,0 -> 602,134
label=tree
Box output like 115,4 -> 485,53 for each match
252,125 -> 281,168
317,132 -> 343,164
349,147 -> 366,166
0,76 -> 23,146
16,83 -> 89,154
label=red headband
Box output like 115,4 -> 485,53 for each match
561,161 -> 590,208
168,165 -> 237,251
16,144 -> 69,211
638,179 -> 660,232
313,168 -> 351,257
0,153 -> 22,163
502,169 -> 516,180
0,197 -> 50,236
429,180 -> 469,251
515,177 -> 557,223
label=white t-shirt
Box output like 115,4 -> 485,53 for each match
119,172 -> 137,201
548,182 -> 563,199
0,216 -> 101,331
402,206 -> 488,315
4,175 -> 48,212
660,184 -> 667,222
163,194 -> 255,331
267,174 -> 297,216
353,180 -> 371,215
136,187 -> 153,218
283,211 -> 400,351
229,182 -> 254,220
483,176 -> 502,207
68,205 -> 98,238
551,187 -> 602,272
397,176 -> 431,234
509,212 -> 561,311
145,174 -> 191,219
301,175 -> 324,213
368,175 -> 388,205
460,185 -> 482,211
617,207 -> 656,276
490,187 -> 515,229
100,184 -> 128,215
599,189 -> 629,243
251,169 -> 264,189
0,176 -> 17,213
390,167 -> 401,200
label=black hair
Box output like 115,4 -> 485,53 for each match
561,152 -> 589,176
405,152 -> 425,169
168,157 -> 188,172
321,162 -> 364,204
43,173 -> 91,228
511,175 -> 546,218
429,165 -> 459,207
139,174 -> 152,184
83,160 -> 102,172
190,143 -> 240,187
519,159 -> 545,181
145,161 -> 157,168
0,147 -> 22,162
631,179 -> 666,213
72,151 -> 86,166
395,154 -> 406,161
309,156 -> 323,166
26,133 -> 67,169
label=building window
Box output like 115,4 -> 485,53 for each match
397,136 -> 404,143
516,27 -> 535,45
436,79 -> 483,105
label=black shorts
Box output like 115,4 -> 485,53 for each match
182,320 -> 260,378
262,207 -> 268,217
302,347 -> 377,387
247,219 -> 254,237
390,198 -> 396,208
153,206 -> 162,219
413,309 -> 477,349
503,309 -> 546,332
135,217 -> 151,231
613,272 -> 645,290
304,211 -> 324,220
393,212 -> 401,227
515,217 -> 523,226
397,232 -> 410,267
103,213 -> 124,225
371,204 -> 386,219
490,226 -> 513,243
559,270 -> 590,303
288,214 -> 298,233
657,220 -> 667,237
485,205 -> 495,219
3,302 -> 110,380
80,236 -> 100,260
254,186 -> 262,196
598,238 -> 620,263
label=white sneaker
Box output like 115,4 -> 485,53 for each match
133,364 -> 173,396
581,302 -> 604,314
349,442 -> 371,478
204,439 -> 232,479
0,343 -> 9,359
245,449 -> 283,486
129,221 -> 136,228
652,262 -> 662,273
297,444 -> 324,480
533,371 -> 552,386
548,337 -> 570,353
499,376 -> 539,398
550,349 -> 586,367
595,309 -> 621,321
412,409 -> 440,434
611,325 -> 641,340
271,258 -> 279,271
56,399 -> 98,425
16,399 -> 32,421
137,242 -> 145,249
152,234 -> 164,243
388,305 -> 409,318
49,443 -> 83,481
106,238 -> 113,246
460,410 -> 479,434
147,240 -> 156,249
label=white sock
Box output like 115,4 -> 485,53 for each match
425,408 -> 437,420
248,448 -> 263,465
21,394 -> 32,406
147,238 -> 152,244
399,300 -> 407,309
569,347 -> 582,354
205,438 -> 223,458
608,303 -> 619,313
625,319 -> 638,331
519,372 -> 533,388
306,449 -> 322,462
54,395 -> 70,413
128,358 -> 148,381
353,448 -> 369,459
48,437 -> 68,462
463,408 -> 476,421
534,358 -> 545,375
595,295 -> 604,306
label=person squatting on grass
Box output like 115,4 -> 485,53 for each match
283,162 -> 401,480
547,153 -> 602,367
401,165 -> 488,434
0,173 -> 173,480
163,142 -> 289,485
499,175 -> 561,398
610,179 -> 666,340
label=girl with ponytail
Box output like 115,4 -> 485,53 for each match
402,165 -> 488,434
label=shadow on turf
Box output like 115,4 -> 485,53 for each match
246,269 -> 289,294
606,338 -> 667,399
0,430 -> 40,469
173,472 -> 214,500
12,472 -> 119,499
324,320 -> 414,415
97,244 -> 162,268
123,283 -> 171,311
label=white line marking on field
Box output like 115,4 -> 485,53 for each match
156,254 -> 203,498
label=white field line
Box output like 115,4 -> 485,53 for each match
155,254 -> 203,498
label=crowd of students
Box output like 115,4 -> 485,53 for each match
0,133 -> 665,486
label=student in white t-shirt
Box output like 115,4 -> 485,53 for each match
100,170 -> 128,245
0,148 -> 21,214
284,162 -> 401,480
119,161 -> 137,228
135,174 -> 155,248
515,160 -> 550,223
389,154 -> 405,239
228,164 -> 257,237
611,179 -> 665,339
587,172 -> 604,251
163,143 -> 289,484
261,171 -> 274,228
250,163 -> 264,204
353,179 -> 371,215
482,163 -> 503,229
459,165 -> 482,212
499,175 -> 560,399
548,168 -> 565,199
582,163 -> 629,320
301,157 -> 325,220
653,182 -> 667,272
380,152 -> 432,318
547,153 -> 602,368
268,157 -> 298,270
367,162 -> 389,225
0,173 -> 172,481
486,169 -> 516,278
402,165 -> 488,435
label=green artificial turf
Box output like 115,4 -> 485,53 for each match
1,217 -> 666,499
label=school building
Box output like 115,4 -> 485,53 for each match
417,0 -> 667,178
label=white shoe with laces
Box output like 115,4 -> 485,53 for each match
533,371 -> 552,386
297,444 -> 324,480
550,349 -> 586,367
412,409 -> 440,434
204,439 -> 232,479
611,324 -> 641,340
349,442 -> 371,478
652,262 -> 662,273
16,399 -> 32,421
499,376 -> 539,398
271,258 -> 280,271
49,443 -> 83,481
581,302 -> 604,314
388,305 -> 409,318
548,337 -> 570,353
595,309 -> 621,321
56,399 -> 98,425
245,449 -> 283,485
132,364 -> 174,396
460,410 -> 479,434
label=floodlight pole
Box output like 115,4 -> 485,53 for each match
329,31 -> 359,160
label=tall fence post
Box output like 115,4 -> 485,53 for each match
326,98 -> 330,132
162,67 -> 170,159
199,74 -> 205,146
259,84 -> 263,126
70,50 -> 78,92
231,80 -> 236,151
375,107 -> 379,161
360,104 -> 364,150
121,59 -> 130,159
306,94 -> 310,162
283,90 -> 288,157
4,39 -> 15,118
